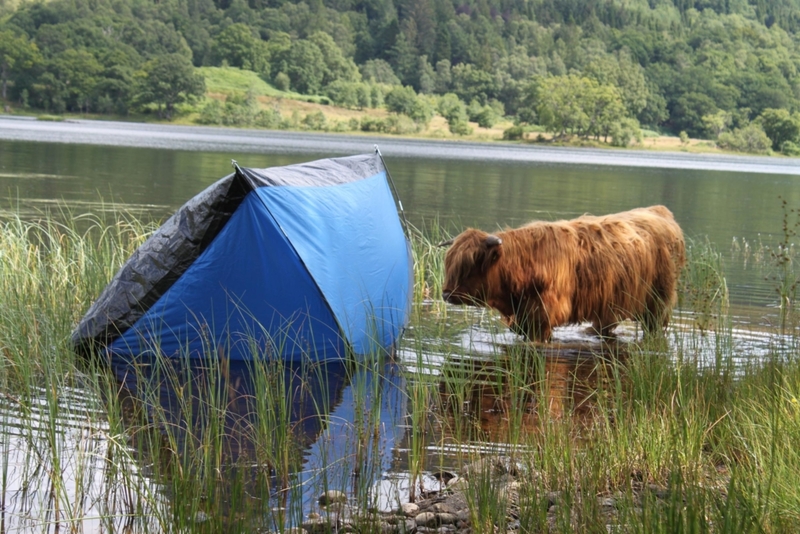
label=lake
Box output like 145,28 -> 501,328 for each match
2,116 -> 799,312
1,116 -> 799,529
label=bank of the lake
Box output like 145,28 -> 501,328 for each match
4,81 -> 798,161
2,115 -> 799,175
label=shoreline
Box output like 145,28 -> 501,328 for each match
2,115 -> 799,176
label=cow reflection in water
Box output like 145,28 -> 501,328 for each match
110,353 -> 405,527
432,338 -> 630,444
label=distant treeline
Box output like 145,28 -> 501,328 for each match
2,0 -> 800,150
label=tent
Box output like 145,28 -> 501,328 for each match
72,152 -> 412,362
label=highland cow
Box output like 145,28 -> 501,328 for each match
441,205 -> 685,341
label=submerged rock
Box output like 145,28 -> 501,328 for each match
192,511 -> 209,523
437,512 -> 456,525
415,511 -> 439,527
401,503 -> 419,517
302,516 -> 335,534
319,490 -> 348,506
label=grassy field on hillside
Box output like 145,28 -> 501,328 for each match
183,67 -> 743,153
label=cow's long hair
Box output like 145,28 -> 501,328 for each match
442,205 -> 685,341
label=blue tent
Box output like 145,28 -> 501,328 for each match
72,152 -> 412,362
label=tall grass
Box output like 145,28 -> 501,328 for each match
2,208 -> 800,532
403,225 -> 800,532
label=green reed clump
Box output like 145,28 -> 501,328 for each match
407,221 -> 449,304
402,228 -> 800,533
679,236 -> 730,334
0,210 -> 165,532
764,197 -> 800,334
0,212 -> 154,388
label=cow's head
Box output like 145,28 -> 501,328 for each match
441,229 -> 503,305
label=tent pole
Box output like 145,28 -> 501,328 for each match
374,146 -> 409,233
231,159 -> 244,175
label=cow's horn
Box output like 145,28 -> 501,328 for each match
485,235 -> 502,247
437,238 -> 455,247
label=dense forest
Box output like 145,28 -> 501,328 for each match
3,0 -> 800,151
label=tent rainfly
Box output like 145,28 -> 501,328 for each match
71,152 -> 412,362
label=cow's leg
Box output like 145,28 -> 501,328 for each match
506,307 -> 551,341
642,255 -> 678,336
641,304 -> 670,336
525,291 -> 569,342
503,315 -> 529,338
592,320 -> 617,338
507,314 -> 547,341
642,286 -> 673,336
524,319 -> 551,342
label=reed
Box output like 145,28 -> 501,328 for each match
2,208 -> 800,533
679,236 -> 730,334
765,197 -> 800,334
407,220 -> 449,305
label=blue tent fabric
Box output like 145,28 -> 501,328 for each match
261,172 -> 409,354
72,153 -> 412,362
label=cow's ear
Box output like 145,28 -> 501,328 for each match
482,234 -> 503,269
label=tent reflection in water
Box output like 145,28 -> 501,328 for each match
110,355 -> 407,514
71,151 -> 412,362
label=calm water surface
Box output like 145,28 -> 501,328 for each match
2,116 -> 799,309
2,117 -> 800,529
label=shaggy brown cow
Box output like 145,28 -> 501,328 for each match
441,205 -> 685,341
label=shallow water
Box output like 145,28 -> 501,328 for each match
2,117 -> 800,528
2,314 -> 790,530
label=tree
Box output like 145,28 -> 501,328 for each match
359,59 -> 400,85
587,84 -> 627,141
49,49 -> 103,113
309,32 -> 361,86
759,108 -> 800,151
137,54 -> 205,119
434,59 -> 451,93
534,75 -> 627,139
385,85 -> 418,116
417,56 -> 435,93
467,99 -> 498,128
282,39 -> 326,94
638,83 -> 669,128
0,30 -> 40,100
389,30 -> 418,86
671,92 -> 718,138
95,63 -> 137,115
325,80 -> 359,108
582,48 -> 648,119
438,93 -> 471,135
355,83 -> 371,109
609,118 -> 642,147
385,85 -> 432,124
211,23 -> 270,75
717,123 -> 772,154
451,63 -> 496,104
702,110 -> 733,139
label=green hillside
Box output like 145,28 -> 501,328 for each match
2,0 -> 800,152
